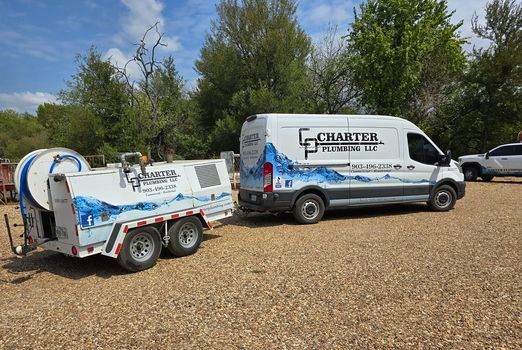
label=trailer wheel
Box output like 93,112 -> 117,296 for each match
428,185 -> 457,212
166,217 -> 203,257
117,226 -> 161,272
292,194 -> 325,224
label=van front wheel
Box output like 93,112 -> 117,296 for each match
292,194 -> 325,224
428,185 -> 457,212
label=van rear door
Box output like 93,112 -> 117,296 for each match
240,116 -> 267,192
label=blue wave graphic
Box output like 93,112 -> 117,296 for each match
73,192 -> 232,226
240,143 -> 434,187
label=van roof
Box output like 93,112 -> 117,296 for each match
251,113 -> 417,127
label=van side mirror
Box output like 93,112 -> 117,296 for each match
438,150 -> 452,166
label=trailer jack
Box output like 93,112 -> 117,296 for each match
4,214 -> 53,256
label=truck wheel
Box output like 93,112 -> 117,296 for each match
463,166 -> 478,181
428,185 -> 457,212
481,175 -> 494,182
292,194 -> 325,224
117,226 -> 161,272
167,217 -> 203,257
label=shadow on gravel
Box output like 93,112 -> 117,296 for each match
485,180 -> 522,185
0,232 -> 223,283
0,251 -> 125,284
226,203 -> 428,228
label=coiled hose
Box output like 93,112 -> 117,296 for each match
19,154 -> 83,216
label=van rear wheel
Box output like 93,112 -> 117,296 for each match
292,194 -> 325,224
428,185 -> 457,212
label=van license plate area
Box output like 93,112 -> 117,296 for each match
250,194 -> 257,202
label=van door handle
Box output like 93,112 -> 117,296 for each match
393,164 -> 402,169
407,165 -> 415,170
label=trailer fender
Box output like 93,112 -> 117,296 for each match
101,209 -> 213,259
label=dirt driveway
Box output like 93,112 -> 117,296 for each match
0,179 -> 521,349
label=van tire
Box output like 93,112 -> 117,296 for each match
428,185 -> 457,212
292,194 -> 325,224
117,226 -> 162,272
463,166 -> 478,181
166,217 -> 203,257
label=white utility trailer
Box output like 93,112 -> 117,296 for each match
5,148 -> 234,271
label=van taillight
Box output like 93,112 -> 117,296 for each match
263,162 -> 273,192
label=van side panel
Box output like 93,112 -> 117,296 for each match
273,116 -> 350,197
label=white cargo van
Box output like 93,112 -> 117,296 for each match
239,114 -> 465,224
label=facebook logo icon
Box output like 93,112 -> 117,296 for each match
81,213 -> 94,227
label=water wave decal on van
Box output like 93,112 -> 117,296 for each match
73,192 -> 232,227
240,143 -> 434,187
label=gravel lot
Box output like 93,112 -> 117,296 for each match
0,179 -> 521,349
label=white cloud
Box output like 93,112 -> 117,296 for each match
298,1 -> 357,46
104,0 -> 183,81
115,0 -> 180,52
102,47 -> 143,81
304,3 -> 352,25
447,0 -> 490,51
0,92 -> 58,113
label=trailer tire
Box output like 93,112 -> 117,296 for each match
117,226 -> 162,272
292,194 -> 325,224
166,217 -> 203,257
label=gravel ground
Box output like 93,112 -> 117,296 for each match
0,179 -> 520,349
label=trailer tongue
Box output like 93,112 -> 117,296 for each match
6,148 -> 234,272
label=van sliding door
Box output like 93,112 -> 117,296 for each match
348,119 -> 404,203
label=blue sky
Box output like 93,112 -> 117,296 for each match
0,0 -> 489,113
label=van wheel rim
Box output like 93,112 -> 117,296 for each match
435,191 -> 451,209
302,200 -> 319,220
179,223 -> 198,248
130,233 -> 154,262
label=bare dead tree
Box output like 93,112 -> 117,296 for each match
113,22 -> 168,159
308,26 -> 359,114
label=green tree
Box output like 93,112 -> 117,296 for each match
36,103 -> 104,155
195,0 -> 311,152
348,0 -> 465,122
307,26 -> 359,114
60,47 -> 132,153
429,0 -> 521,155
0,110 -> 49,160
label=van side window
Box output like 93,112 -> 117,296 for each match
407,133 -> 439,165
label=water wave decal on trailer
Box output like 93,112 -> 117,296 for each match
73,192 -> 232,227
240,143 -> 434,188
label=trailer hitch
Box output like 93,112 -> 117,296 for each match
4,214 -> 52,256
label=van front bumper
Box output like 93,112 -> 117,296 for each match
238,189 -> 293,211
